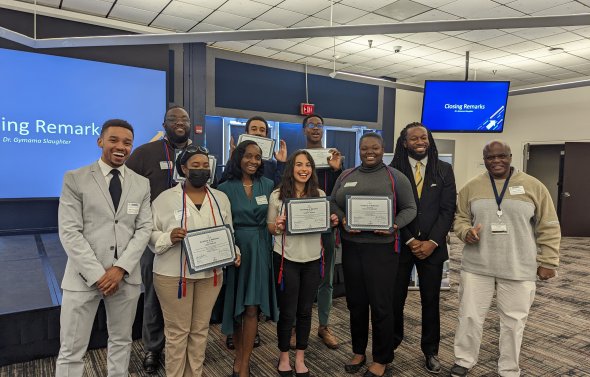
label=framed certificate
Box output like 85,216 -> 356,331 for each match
237,134 -> 276,160
304,148 -> 332,169
285,197 -> 330,235
345,195 -> 394,232
173,149 -> 217,185
182,225 -> 236,274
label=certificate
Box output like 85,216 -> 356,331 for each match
237,134 -> 276,160
173,149 -> 217,185
183,225 -> 236,274
345,195 -> 393,231
304,148 -> 333,169
285,197 -> 330,235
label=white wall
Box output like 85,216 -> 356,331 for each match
394,86 -> 590,189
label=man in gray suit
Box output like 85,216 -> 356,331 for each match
55,119 -> 152,377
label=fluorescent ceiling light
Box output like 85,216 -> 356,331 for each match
329,71 -> 424,92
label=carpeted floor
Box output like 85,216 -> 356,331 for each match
1,236 -> 589,376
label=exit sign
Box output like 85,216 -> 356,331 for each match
300,103 -> 315,115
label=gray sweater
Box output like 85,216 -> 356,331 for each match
331,163 -> 417,244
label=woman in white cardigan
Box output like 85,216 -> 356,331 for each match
150,146 -> 241,377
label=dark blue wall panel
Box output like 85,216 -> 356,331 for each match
215,59 -> 378,122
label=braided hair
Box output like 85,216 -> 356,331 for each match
391,122 -> 441,184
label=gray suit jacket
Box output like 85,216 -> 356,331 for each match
58,161 -> 152,291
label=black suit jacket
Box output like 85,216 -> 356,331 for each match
393,159 -> 457,265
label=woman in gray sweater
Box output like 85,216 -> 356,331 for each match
330,133 -> 416,377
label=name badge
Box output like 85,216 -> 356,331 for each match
174,209 -> 191,221
491,223 -> 508,234
255,195 -> 268,205
344,182 -> 358,187
509,186 -> 525,195
127,203 -> 140,215
160,161 -> 172,170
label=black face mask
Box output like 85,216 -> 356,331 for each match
187,169 -> 210,188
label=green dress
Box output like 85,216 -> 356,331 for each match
218,177 -> 279,335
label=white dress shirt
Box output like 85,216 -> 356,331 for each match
97,158 -> 125,185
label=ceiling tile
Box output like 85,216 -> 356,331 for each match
424,51 -> 464,62
536,53 -> 590,66
347,13 -> 397,25
487,54 -> 530,65
297,56 -> 332,66
62,0 -> 113,17
572,26 -> 590,38
338,54 -> 372,65
411,0 -> 456,6
535,32 -> 585,47
350,35 -> 396,47
505,27 -> 564,40
109,4 -> 158,24
241,45 -> 277,57
568,62 -> 590,74
533,1 -> 590,16
240,19 -> 283,29
252,0 -> 283,5
423,62 -> 454,71
116,0 -> 169,12
304,37 -> 340,49
439,0 -> 499,18
399,45 -> 443,58
559,39 -> 590,52
404,9 -> 460,22
190,22 -> 232,32
213,41 -> 252,52
403,32 -> 449,45
278,0 -> 331,15
202,11 -> 251,28
402,58 -> 438,67
362,58 -> 399,69
470,49 -> 511,60
373,0 -> 432,21
335,41 -> 370,54
379,40 -> 420,52
151,14 -> 197,31
179,0 -> 226,9
479,34 -> 527,48
315,4 -> 368,23
507,0 -> 570,14
287,43 -> 325,55
470,5 -> 525,18
455,30 -> 507,42
340,0 -> 400,12
27,0 -> 60,6
519,47 -> 557,59
163,1 -> 211,20
569,47 -> 590,59
257,39 -> 298,50
357,47 -> 397,58
257,7 -> 308,26
427,36 -> 472,50
500,41 -> 546,54
291,16 -> 332,27
217,0 -> 272,18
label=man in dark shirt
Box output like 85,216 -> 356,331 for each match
390,122 -> 457,374
126,105 -> 191,374
303,114 -> 342,349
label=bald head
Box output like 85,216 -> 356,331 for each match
483,140 -> 512,179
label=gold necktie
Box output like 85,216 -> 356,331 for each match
415,161 -> 423,198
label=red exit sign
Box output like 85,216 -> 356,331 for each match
300,103 -> 315,115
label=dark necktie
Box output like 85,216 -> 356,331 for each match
109,169 -> 122,211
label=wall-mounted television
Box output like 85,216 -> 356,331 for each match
421,80 -> 510,133
0,48 -> 166,199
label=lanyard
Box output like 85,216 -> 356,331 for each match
489,168 -> 513,217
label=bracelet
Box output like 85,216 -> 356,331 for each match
275,228 -> 283,235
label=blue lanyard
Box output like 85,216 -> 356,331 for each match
489,168 -> 513,216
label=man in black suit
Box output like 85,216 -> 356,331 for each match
390,122 -> 457,374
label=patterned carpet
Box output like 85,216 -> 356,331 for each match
1,236 -> 589,377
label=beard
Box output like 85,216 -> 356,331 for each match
407,148 -> 427,161
165,127 -> 189,145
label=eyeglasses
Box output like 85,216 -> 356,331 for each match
305,122 -> 324,129
484,154 -> 511,162
185,145 -> 209,154
165,117 -> 190,124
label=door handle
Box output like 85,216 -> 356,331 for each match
562,192 -> 571,198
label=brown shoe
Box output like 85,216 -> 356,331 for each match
318,325 -> 339,349
290,327 -> 297,350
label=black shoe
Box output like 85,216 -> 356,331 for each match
425,354 -> 441,374
276,362 -> 293,377
449,364 -> 469,377
295,372 -> 310,377
344,355 -> 366,374
143,351 -> 160,374
226,334 -> 235,350
254,333 -> 261,348
363,369 -> 390,377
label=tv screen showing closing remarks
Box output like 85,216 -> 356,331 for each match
421,80 -> 510,133
0,48 -> 166,199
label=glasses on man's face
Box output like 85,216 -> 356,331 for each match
305,122 -> 323,129
166,117 -> 190,124
484,154 -> 511,162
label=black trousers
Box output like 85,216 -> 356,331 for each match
273,253 -> 322,352
393,255 -> 443,356
140,247 -> 165,353
342,238 -> 399,365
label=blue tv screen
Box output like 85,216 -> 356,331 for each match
421,80 -> 510,133
0,48 -> 166,199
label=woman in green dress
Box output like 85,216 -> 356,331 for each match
218,140 -> 279,377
